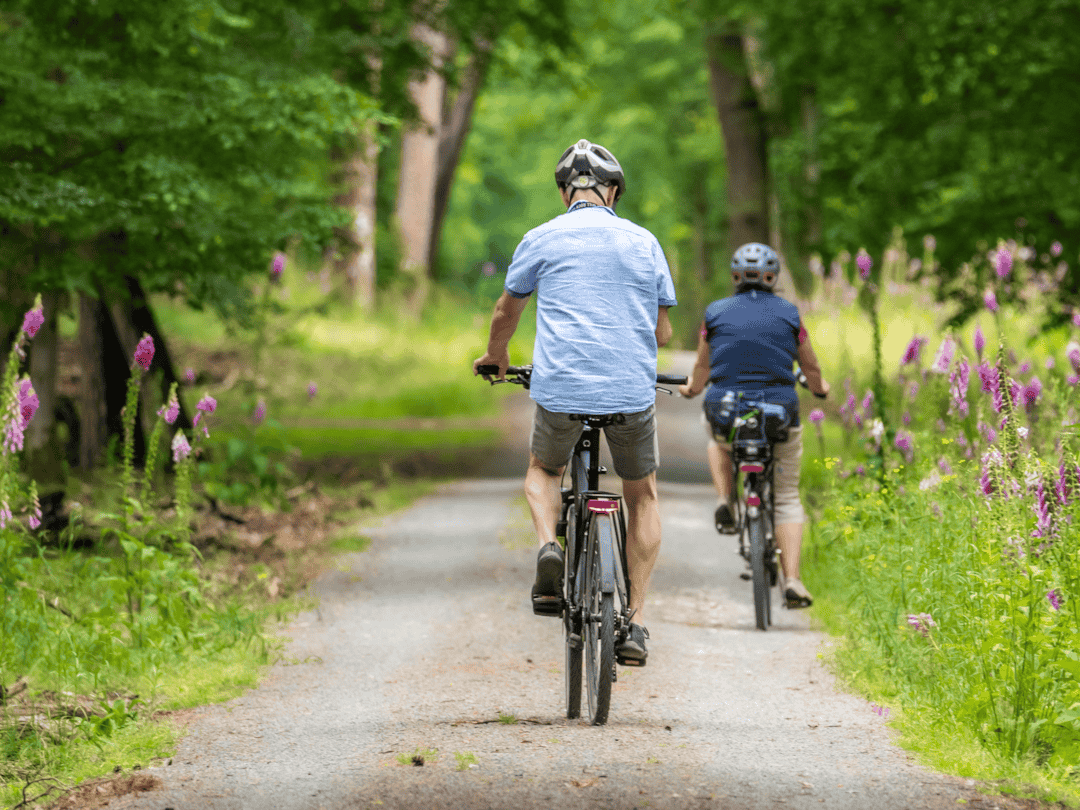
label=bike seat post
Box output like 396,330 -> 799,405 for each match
580,421 -> 602,492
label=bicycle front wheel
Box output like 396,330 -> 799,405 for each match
748,513 -> 771,631
584,514 -> 615,725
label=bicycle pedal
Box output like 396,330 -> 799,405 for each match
568,632 -> 583,650
531,595 -> 563,617
616,655 -> 647,668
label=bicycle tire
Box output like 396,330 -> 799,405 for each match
748,513 -> 771,631
584,514 -> 615,725
563,503 -> 582,719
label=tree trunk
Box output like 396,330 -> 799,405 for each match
76,294 -> 108,470
395,23 -> 450,313
26,291 -> 63,485
428,44 -> 492,275
705,21 -> 770,253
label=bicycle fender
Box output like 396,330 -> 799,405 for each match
595,516 -> 617,594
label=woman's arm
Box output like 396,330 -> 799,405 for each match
678,322 -> 711,398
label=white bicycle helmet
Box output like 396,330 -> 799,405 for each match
731,242 -> 780,291
554,139 -> 625,204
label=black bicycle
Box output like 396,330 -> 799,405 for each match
718,369 -> 824,630
477,364 -> 685,724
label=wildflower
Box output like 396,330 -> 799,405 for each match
133,334 -> 155,371
984,290 -> 999,313
0,502 -> 11,529
253,399 -> 267,426
980,450 -> 1003,497
809,409 -> 825,425
841,392 -> 857,416
1047,589 -> 1063,612
924,234 -> 936,253
1066,341 -> 1080,373
978,421 -> 998,444
1057,460 -> 1072,505
158,393 -> 180,425
995,246 -> 1013,279
1009,379 -> 1023,409
894,430 -> 914,463
1019,361 -> 1031,374
1032,479 -> 1051,539
271,251 -> 287,280
973,325 -> 985,358
1046,357 -> 1056,370
27,491 -> 41,531
856,252 -> 873,281
902,411 -> 912,425
930,337 -> 956,374
307,381 -> 318,401
1052,241 -> 1064,257
861,389 -> 874,417
908,381 -> 920,400
870,419 -> 885,446
919,469 -> 941,491
901,336 -> 926,365
855,464 -> 866,476
193,394 -> 217,426
1073,310 -> 1080,329
939,457 -> 953,475
18,378 -> 38,427
171,431 -> 192,462
184,367 -> 196,384
906,612 -> 937,637
21,304 -> 44,339
950,357 -> 971,417
1022,377 -> 1042,410
1017,426 -> 1029,440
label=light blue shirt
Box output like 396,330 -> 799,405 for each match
505,203 -> 677,414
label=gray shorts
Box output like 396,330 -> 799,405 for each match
531,403 -> 659,481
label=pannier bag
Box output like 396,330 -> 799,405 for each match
705,392 -> 791,445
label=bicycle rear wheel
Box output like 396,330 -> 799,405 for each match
563,503 -> 582,719
584,514 -> 615,725
748,513 -> 771,630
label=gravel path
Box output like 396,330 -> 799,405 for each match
112,355 -> 1032,810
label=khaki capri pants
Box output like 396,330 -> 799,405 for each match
703,413 -> 805,525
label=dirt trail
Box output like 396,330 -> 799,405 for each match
108,355 -> 1032,810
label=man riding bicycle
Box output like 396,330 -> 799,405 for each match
678,243 -> 829,608
473,139 -> 677,664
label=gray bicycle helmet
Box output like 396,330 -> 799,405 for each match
731,242 -> 780,291
554,139 -> 626,204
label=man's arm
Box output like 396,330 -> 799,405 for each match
679,322 -> 711,398
797,331 -> 830,398
473,291 -> 531,380
655,306 -> 673,348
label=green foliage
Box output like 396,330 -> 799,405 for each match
0,0 -> 385,323
742,0 -> 1080,309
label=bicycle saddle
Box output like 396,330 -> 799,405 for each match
568,413 -> 626,427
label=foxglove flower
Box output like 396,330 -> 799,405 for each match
901,336 -> 927,365
1057,460 -> 1072,505
902,411 -> 912,425
307,382 -> 318,401
193,394 -> 217,427
18,378 -> 38,427
1047,589 -> 1062,612
938,457 -> 953,475
133,334 -> 155,371
861,389 -> 874,418
1019,361 -> 1031,374
0,502 -> 11,530
906,612 -> 937,637
870,419 -> 885,447
894,430 -> 914,463
271,252 -> 287,280
1073,310 -> 1080,329
1022,377 -> 1042,410
1046,357 -> 1056,370
171,431 -> 192,462
978,421 -> 998,444
930,337 -> 956,374
856,252 -> 873,281
184,367 -> 196,384
1032,479 -> 1052,539
27,491 -> 41,531
21,304 -> 44,339
950,357 -> 970,417
973,325 -> 985,359
984,290 -> 999,313
1052,241 -> 1064,257
995,246 -> 1013,279
253,399 -> 267,426
809,409 -> 825,425
1066,341 -> 1080,373
158,393 -> 180,425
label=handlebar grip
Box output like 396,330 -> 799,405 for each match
813,390 -> 827,400
656,374 -> 688,385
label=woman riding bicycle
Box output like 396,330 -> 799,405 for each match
678,242 -> 829,608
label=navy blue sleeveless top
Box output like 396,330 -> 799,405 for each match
703,289 -> 802,426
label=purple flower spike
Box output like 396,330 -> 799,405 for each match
1052,241 -> 1064,257
171,431 -> 192,462
995,247 -> 1013,279
134,334 -> 155,371
984,290 -> 999,313
193,394 -> 217,427
938,457 -> 953,475
1046,357 -> 1056,370
1057,460 -> 1071,505
901,336 -> 927,365
1032,479 -> 1052,539
1047,589 -> 1062,612
906,612 -> 937,637
158,394 -> 180,425
253,399 -> 267,426
1023,377 -> 1042,410
1066,341 -> 1080,373
856,252 -> 873,281
973,325 -> 985,359
18,378 -> 39,427
1070,374 -> 1080,386
1072,310 -> 1080,329
809,409 -> 825,425
184,367 -> 196,384
930,337 -> 956,374
307,382 -> 318,401
894,430 -> 914,463
21,306 -> 44,339
271,252 -> 287,280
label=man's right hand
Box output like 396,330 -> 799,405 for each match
473,352 -> 510,381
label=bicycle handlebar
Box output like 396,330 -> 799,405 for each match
476,364 -> 687,388
794,365 -> 827,399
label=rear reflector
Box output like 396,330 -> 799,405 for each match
746,495 -> 761,506
740,463 -> 765,473
587,499 -> 619,513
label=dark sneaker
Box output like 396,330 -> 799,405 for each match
616,623 -> 649,666
531,542 -> 564,617
784,578 -> 813,609
714,501 -> 737,534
